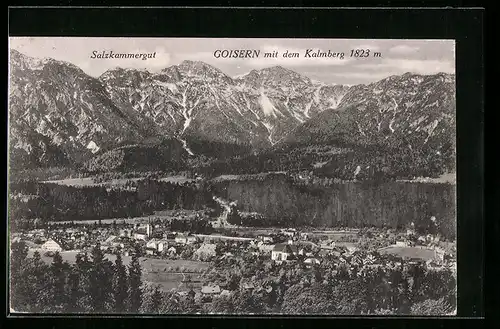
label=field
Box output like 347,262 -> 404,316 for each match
47,217 -> 152,225
26,250 -> 210,292
398,172 -> 457,184
47,209 -> 203,226
43,177 -> 143,187
378,246 -> 438,261
43,175 -> 193,187
43,177 -> 97,186
158,175 -> 195,184
145,272 -> 205,292
210,175 -> 241,182
310,232 -> 359,241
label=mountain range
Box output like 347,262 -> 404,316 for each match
8,49 -> 456,178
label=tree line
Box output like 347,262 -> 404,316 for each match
9,179 -> 219,231
10,239 -> 456,315
200,252 -> 456,315
10,241 -> 143,313
191,138 -> 455,181
210,174 -> 456,239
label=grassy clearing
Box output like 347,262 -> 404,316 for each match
158,175 -> 195,184
46,217 -> 151,225
43,175 -> 193,187
43,177 -> 97,186
145,272 -> 204,292
46,209 -> 203,226
378,246 -> 437,261
43,177 -> 144,187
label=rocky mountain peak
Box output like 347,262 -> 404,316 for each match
241,65 -> 311,86
99,67 -> 153,87
174,60 -> 232,82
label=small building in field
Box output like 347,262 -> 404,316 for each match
134,229 -> 148,241
145,247 -> 156,255
167,246 -> 177,255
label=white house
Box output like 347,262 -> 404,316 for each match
194,243 -> 217,260
119,229 -> 131,237
259,236 -> 274,244
271,244 -> 297,261
282,229 -> 297,237
133,224 -> 153,241
146,239 -> 168,253
434,247 -> 446,262
167,246 -> 177,255
41,238 -> 64,252
175,234 -> 197,245
201,285 -> 221,296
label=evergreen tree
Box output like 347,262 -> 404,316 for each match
140,285 -> 163,313
89,243 -> 114,312
66,265 -> 82,312
26,251 -> 51,312
10,241 -> 29,311
75,252 -> 92,311
113,253 -> 128,313
128,246 -> 143,312
49,252 -> 68,311
150,285 -> 162,313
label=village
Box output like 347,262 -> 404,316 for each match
12,209 -> 457,305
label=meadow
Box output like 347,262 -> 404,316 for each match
26,250 -> 210,292
378,246 -> 438,261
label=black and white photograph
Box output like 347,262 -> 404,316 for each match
8,37 -> 457,315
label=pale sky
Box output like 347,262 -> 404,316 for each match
9,37 -> 455,85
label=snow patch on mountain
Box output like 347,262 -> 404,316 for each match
304,99 -> 314,118
313,86 -> 322,104
155,80 -> 178,94
388,98 -> 399,133
423,119 -> 440,144
262,122 -> 275,145
259,89 -> 280,118
179,138 -> 194,156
